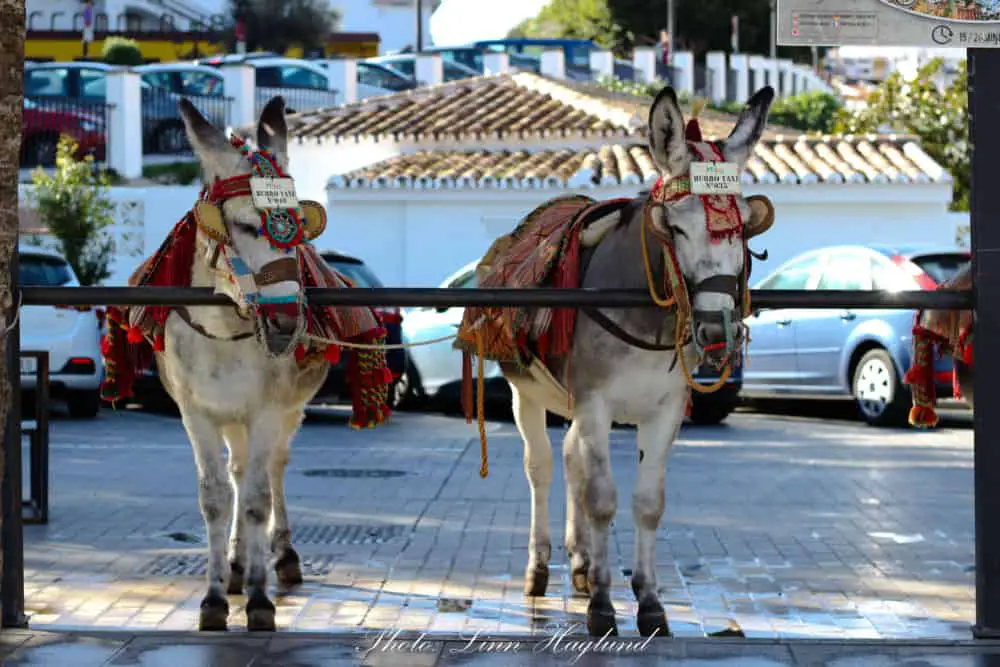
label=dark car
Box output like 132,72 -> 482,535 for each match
311,250 -> 407,407
132,250 -> 407,411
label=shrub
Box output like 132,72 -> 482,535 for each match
102,36 -> 144,66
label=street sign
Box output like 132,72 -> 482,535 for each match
777,0 -> 1000,48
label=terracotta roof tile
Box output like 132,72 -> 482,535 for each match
267,71 -> 806,143
329,135 -> 951,190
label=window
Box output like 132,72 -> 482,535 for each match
386,58 -> 415,77
25,69 -> 68,97
327,259 -> 384,288
816,252 -> 873,290
757,254 -> 821,290
141,71 -> 175,91
19,255 -> 73,286
448,271 -> 477,289
279,66 -> 327,90
910,253 -> 970,285
180,71 -> 223,97
79,69 -> 107,100
254,66 -> 282,88
358,64 -> 412,92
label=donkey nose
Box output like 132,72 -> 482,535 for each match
696,321 -> 727,347
263,304 -> 300,336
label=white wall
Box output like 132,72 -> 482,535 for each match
331,0 -> 435,54
324,183 -> 958,288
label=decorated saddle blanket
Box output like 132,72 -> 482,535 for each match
100,213 -> 392,429
453,194 -> 632,372
916,262 -> 974,359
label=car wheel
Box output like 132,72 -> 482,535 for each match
67,390 -> 101,419
155,120 -> 188,154
688,384 -> 740,425
391,360 -> 424,411
852,348 -> 910,427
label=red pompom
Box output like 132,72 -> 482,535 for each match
100,335 -> 111,357
381,367 -> 393,384
126,327 -> 144,344
323,344 -> 341,363
153,335 -> 165,352
294,344 -> 307,362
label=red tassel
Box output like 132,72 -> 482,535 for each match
294,344 -> 306,362
153,335 -> 165,352
380,367 -> 393,384
100,335 -> 111,357
127,327 -> 144,344
908,405 -> 939,429
685,118 -> 702,142
324,344 -> 341,363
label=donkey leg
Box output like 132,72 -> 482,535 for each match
271,410 -> 306,589
564,429 -> 592,597
241,417 -> 282,632
631,399 -> 685,639
222,424 -> 248,596
512,387 -> 553,597
569,401 -> 618,637
181,409 -> 233,631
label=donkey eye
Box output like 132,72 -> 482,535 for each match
669,225 -> 687,238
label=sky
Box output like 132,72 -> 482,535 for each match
429,0 -> 550,47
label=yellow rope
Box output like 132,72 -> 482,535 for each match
640,212 -> 676,308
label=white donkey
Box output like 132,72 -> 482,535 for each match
498,86 -> 776,637
156,98 -> 331,632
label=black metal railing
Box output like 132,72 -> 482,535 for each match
141,92 -> 233,156
259,88 -> 339,116
21,97 -> 111,169
19,286 -> 974,310
726,75 -> 737,103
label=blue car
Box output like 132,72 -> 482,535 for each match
742,243 -> 970,426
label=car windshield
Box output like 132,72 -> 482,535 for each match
910,253 -> 970,285
19,254 -> 73,286
326,258 -> 384,288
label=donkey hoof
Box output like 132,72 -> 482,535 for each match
246,594 -> 277,632
199,593 -> 229,632
571,562 -> 591,597
586,592 -> 618,637
524,563 -> 549,597
274,549 -> 304,588
637,598 -> 671,638
227,561 -> 245,596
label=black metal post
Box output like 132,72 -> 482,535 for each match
971,47 -> 1000,639
415,0 -> 424,52
1,251 -> 26,629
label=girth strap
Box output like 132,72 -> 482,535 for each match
581,307 -> 677,351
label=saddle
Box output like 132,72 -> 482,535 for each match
454,194 -> 634,372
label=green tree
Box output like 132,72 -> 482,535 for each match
508,0 -> 624,51
27,136 -> 117,286
711,90 -> 842,133
230,0 -> 341,55
833,58 -> 968,212
102,36 -> 144,66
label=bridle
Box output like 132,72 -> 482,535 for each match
181,135 -> 326,356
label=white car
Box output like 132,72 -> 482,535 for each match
19,246 -> 103,418
400,260 -> 503,407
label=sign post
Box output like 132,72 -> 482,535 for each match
777,0 -> 1000,639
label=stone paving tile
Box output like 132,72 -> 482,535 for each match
18,406 -> 976,641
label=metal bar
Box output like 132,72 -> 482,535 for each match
971,47 -> 1000,640
1,264 -> 26,628
20,287 -> 974,310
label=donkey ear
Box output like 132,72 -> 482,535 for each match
722,86 -> 775,166
178,98 -> 244,177
647,86 -> 690,177
257,96 -> 288,161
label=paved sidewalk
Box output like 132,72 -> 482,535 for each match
19,406 -> 975,639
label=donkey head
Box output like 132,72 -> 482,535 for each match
178,95 -> 326,355
646,85 -> 775,367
